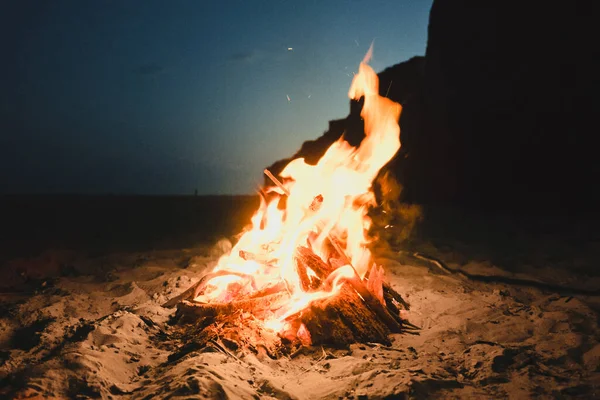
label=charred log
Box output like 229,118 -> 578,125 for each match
175,291 -> 290,324
300,284 -> 392,346
162,270 -> 257,308
294,246 -> 333,279
295,258 -> 312,292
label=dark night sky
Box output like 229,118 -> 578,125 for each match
1,0 -> 432,195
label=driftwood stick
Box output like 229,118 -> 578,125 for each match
264,169 -> 290,196
176,291 -> 291,322
248,281 -> 288,299
162,270 -> 257,308
191,271 -> 257,299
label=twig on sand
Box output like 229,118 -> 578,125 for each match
208,339 -> 242,362
403,251 -> 600,297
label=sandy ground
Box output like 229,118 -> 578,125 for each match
1,231 -> 599,399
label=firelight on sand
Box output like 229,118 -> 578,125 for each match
192,47 -> 402,337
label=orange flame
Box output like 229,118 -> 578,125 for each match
195,46 -> 402,334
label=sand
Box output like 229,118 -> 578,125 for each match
1,231 -> 599,399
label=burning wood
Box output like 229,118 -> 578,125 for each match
164,47 -> 415,352
162,270 -> 257,308
175,291 -> 290,324
172,245 -> 411,348
294,255 -> 313,292
300,285 -> 393,346
294,246 -> 333,282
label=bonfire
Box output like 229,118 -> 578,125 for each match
163,48 -> 416,354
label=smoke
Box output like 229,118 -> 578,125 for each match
371,170 -> 422,248
209,238 -> 233,259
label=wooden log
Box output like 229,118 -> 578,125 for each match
294,258 -> 311,292
248,281 -> 288,299
320,259 -> 404,333
329,257 -> 346,271
343,271 -> 404,333
294,246 -> 333,279
298,245 -> 403,333
308,194 -> 324,212
300,283 -> 392,347
175,291 -> 290,324
293,252 -> 325,292
192,271 -> 257,300
327,235 -> 349,263
383,283 -> 410,310
162,270 -> 258,308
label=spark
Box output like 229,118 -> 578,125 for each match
385,81 -> 393,98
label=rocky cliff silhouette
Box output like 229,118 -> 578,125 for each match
267,0 -> 598,213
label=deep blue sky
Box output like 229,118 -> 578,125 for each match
1,0 -> 433,195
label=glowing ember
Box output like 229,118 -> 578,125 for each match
194,46 -> 402,337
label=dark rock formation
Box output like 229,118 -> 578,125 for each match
268,1 -> 599,213
416,0 -> 598,211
